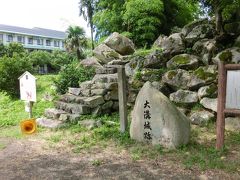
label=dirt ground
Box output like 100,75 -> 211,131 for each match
0,130 -> 239,180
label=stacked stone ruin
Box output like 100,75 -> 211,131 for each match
38,18 -> 240,128
42,67 -> 120,124
38,32 -> 135,127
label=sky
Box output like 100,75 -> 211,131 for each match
0,0 -> 90,36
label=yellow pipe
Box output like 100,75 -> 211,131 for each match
20,119 -> 37,135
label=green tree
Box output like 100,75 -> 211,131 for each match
0,43 -> 6,57
191,0 -> 240,34
28,50 -> 51,66
92,0 -> 198,47
123,0 -> 164,47
54,61 -> 95,94
0,54 -> 33,97
79,0 -> 96,50
93,0 -> 125,38
51,50 -> 75,71
65,26 -> 87,60
5,42 -> 26,58
161,0 -> 199,34
123,0 -> 163,46
27,50 -> 52,73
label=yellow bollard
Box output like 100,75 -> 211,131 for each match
20,119 -> 37,135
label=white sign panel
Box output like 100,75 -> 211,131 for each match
19,71 -> 37,102
226,70 -> 240,109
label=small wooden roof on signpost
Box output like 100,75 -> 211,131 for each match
18,71 -> 37,80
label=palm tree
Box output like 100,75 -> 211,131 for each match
79,0 -> 95,50
65,26 -> 87,60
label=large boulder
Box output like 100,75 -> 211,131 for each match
153,33 -> 185,58
192,39 -> 218,65
80,57 -> 103,68
151,81 -> 171,97
200,97 -> 217,112
92,74 -> 118,83
130,82 -> 190,149
189,110 -> 215,125
167,54 -> 199,70
169,90 -> 198,105
162,69 -> 205,91
144,49 -> 168,68
224,22 -> 240,35
138,68 -> 164,82
193,66 -> 217,85
185,23 -> 216,45
182,19 -> 209,36
104,32 -> 135,55
213,47 -> 240,64
93,44 -> 122,64
198,84 -> 217,100
125,56 -> 145,77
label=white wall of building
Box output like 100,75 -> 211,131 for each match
0,31 -> 65,51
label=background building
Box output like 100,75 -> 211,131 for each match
0,24 -> 66,51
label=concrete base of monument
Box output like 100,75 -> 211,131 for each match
130,81 -> 191,149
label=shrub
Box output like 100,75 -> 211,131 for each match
54,61 -> 95,94
0,54 -> 33,97
6,43 -> 26,57
0,42 -> 26,58
51,50 -> 75,71
0,43 -> 7,57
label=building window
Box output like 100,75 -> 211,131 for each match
7,34 -> 13,42
46,39 -> 51,46
54,40 -> 59,47
28,37 -> 33,44
37,38 -> 43,45
62,41 -> 64,48
17,36 -> 25,44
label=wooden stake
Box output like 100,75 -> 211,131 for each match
216,61 -> 227,150
118,66 -> 128,132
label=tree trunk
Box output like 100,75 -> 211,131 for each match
76,49 -> 81,60
90,22 -> 94,50
215,6 -> 224,34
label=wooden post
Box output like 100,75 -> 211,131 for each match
29,101 -> 33,118
216,61 -> 227,150
117,66 -> 128,132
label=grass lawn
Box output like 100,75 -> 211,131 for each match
0,74 -> 57,127
0,74 -> 239,175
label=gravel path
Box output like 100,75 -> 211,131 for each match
0,136 -> 238,180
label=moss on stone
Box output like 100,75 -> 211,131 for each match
141,68 -> 167,81
191,103 -> 204,111
219,50 -> 232,62
206,84 -> 217,95
167,70 -> 177,80
224,22 -> 240,34
172,55 -> 190,65
131,79 -> 144,89
132,47 -> 163,57
194,67 -> 216,80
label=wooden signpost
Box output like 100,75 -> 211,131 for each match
117,65 -> 128,132
18,71 -> 37,118
106,64 -> 128,132
216,62 -> 240,149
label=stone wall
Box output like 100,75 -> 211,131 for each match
125,19 -> 240,126
41,20 -> 240,127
